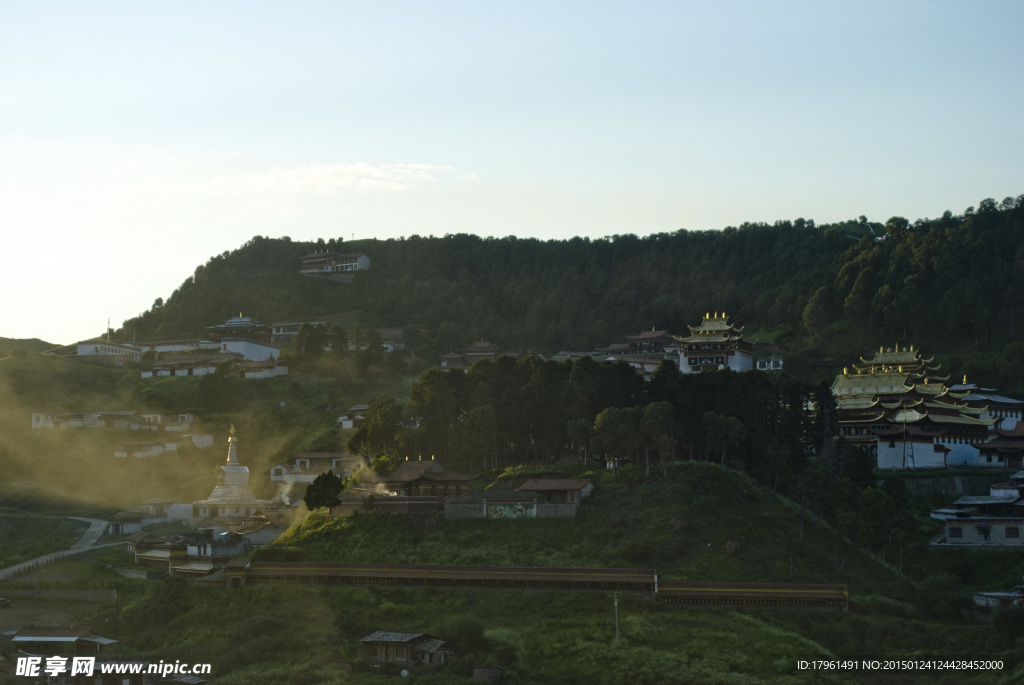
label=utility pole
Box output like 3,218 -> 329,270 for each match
612,593 -> 620,643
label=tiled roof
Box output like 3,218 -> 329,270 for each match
361,631 -> 424,643
386,461 -> 439,482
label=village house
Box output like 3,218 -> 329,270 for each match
270,320 -> 326,343
73,340 -> 143,364
519,478 -> 594,504
445,477 -> 594,519
7,626 -> 118,658
270,452 -> 362,484
933,470 -> 1024,548
384,459 -> 477,498
358,632 -> 455,667
626,329 -> 677,356
238,359 -> 289,379
439,340 -> 504,369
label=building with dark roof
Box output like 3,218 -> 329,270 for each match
358,631 -> 454,667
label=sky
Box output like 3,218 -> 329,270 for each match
2,1 -> 1023,345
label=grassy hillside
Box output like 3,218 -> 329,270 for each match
267,464 -> 901,592
17,464 -> 1017,684
0,337 -> 54,356
0,510 -> 88,567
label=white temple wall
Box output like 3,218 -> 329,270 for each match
877,440 -> 946,470
938,440 -> 980,467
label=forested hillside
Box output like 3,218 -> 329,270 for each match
117,195 -> 1024,370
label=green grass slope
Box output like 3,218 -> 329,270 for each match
268,464 -> 899,592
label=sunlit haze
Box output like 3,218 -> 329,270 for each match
3,1 -> 1022,344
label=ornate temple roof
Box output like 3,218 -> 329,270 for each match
836,396 -> 881,410
832,372 -> 913,396
859,344 -> 933,367
675,313 -> 745,343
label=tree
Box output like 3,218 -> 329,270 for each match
641,401 -> 676,477
701,411 -> 746,467
802,286 -> 831,344
884,216 -> 910,242
294,323 -> 328,360
303,471 -> 344,510
591,406 -> 642,475
327,325 -> 349,359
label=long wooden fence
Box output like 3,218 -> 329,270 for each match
224,561 -> 848,610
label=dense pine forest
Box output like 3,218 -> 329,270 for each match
117,196 -> 1024,379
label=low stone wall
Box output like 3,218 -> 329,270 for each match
444,502 -> 579,519
445,503 -> 485,519
537,503 -> 578,518
882,473 -> 1010,497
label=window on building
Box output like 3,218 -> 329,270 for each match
949,527 -> 962,538
395,647 -> 406,659
1007,527 -> 1020,538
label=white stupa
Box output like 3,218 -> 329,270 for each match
193,426 -> 271,520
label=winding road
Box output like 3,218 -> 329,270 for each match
0,517 -> 123,582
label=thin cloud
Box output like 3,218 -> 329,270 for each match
177,162 -> 455,196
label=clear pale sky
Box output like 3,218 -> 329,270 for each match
2,1 -> 1022,344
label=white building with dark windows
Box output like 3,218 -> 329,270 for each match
300,251 -> 370,274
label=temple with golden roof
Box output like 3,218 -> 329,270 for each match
674,312 -> 753,374
832,345 -> 1023,470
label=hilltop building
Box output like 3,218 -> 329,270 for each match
193,426 -> 271,520
832,345 -> 1022,469
675,313 -> 753,374
300,251 -> 370,274
439,340 -> 504,369
626,329 -> 676,355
